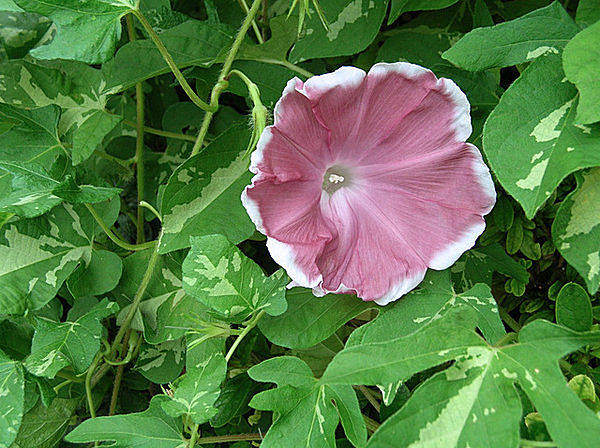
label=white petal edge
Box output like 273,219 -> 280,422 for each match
240,185 -> 265,234
298,66 -> 366,98
374,270 -> 427,306
428,220 -> 486,271
273,77 -> 303,124
467,143 -> 497,214
368,61 -> 433,80
367,62 -> 473,142
266,237 -> 322,289
436,77 -> 472,142
248,126 -> 273,175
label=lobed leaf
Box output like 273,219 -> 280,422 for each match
0,349 -> 24,448
14,0 -> 136,64
64,395 -> 186,448
25,298 -> 119,378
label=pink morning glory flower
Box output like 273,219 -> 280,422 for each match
241,62 -> 496,305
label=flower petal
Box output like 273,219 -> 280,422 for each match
314,187 -> 429,302
242,179 -> 331,288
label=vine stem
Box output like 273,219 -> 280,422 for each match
194,433 -> 263,445
237,0 -> 264,44
191,0 -> 264,156
109,240 -> 160,358
188,423 -> 200,447
85,352 -> 104,418
84,204 -> 155,252
108,329 -> 131,416
131,10 -> 216,113
358,385 -> 380,412
122,119 -> 196,142
225,310 -> 265,362
126,14 -> 146,244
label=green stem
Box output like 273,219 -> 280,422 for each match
109,240 -> 160,357
194,433 -> 263,445
188,423 -> 200,447
131,10 -> 216,113
363,414 -> 380,434
499,306 -> 521,332
122,119 -> 197,142
108,329 -> 130,416
139,201 -> 162,222
257,57 -> 314,78
237,0 -> 264,44
358,385 -> 380,413
85,352 -> 103,418
127,14 -> 145,244
225,310 -> 265,363
191,0 -> 263,155
84,204 -> 155,252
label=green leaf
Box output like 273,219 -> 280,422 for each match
249,356 -> 367,448
25,298 -> 118,378
347,271 -> 505,348
0,349 -> 24,448
289,0 -> 388,63
482,52 -> 600,218
451,243 -> 530,291
0,162 -> 121,218
67,249 -> 123,297
162,350 -> 226,424
0,104 -> 62,167
442,2 -> 579,71
64,395 -> 185,448
72,109 -> 122,164
112,249 -> 209,344
210,372 -> 256,428
556,282 -> 593,332
12,397 -> 79,448
552,168 -> 600,294
324,307 -> 600,448
14,0 -> 135,64
237,15 -> 298,63
159,125 -> 255,254
562,21 -> 600,125
388,0 -> 460,24
575,0 -> 600,26
0,200 -> 119,314
134,339 -> 185,384
103,19 -> 233,93
183,235 -> 287,320
258,287 -> 375,349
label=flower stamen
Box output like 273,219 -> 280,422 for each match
323,166 -> 350,195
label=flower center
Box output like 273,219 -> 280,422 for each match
323,165 -> 351,195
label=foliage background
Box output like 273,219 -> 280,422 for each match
0,0 -> 599,447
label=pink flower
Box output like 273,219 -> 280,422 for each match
241,62 -> 496,305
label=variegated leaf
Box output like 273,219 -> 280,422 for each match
182,234 -> 287,321
324,306 -> 600,448
159,125 -> 254,254
0,348 -> 24,448
0,200 -> 119,314
483,52 -> 600,218
161,337 -> 226,424
553,168 -> 600,294
25,298 -> 118,378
